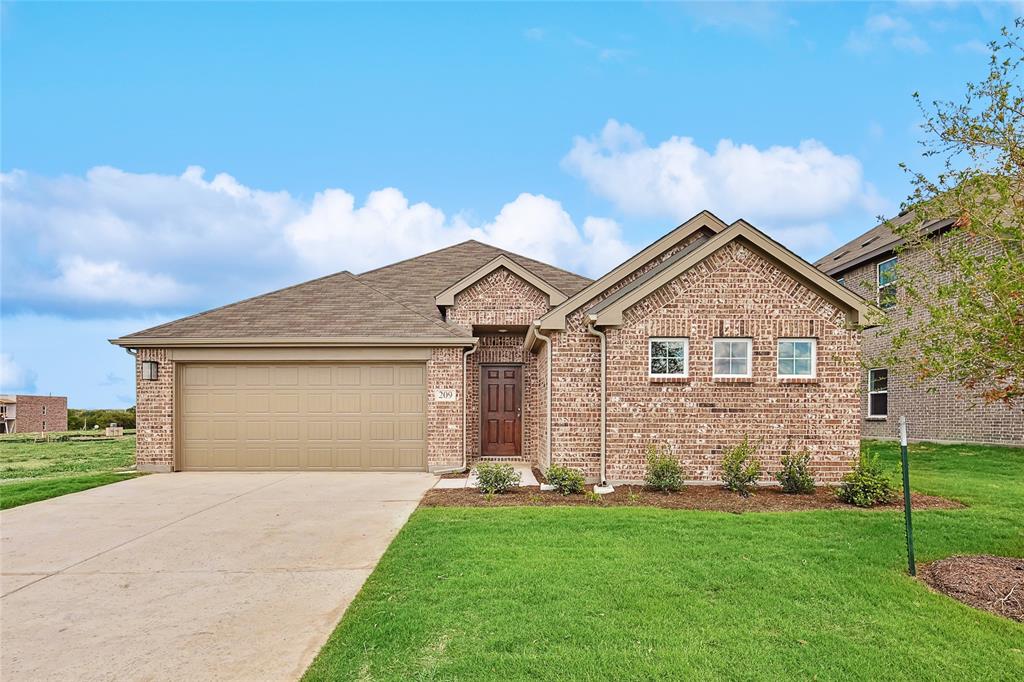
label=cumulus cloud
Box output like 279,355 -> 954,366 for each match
2,166 -> 629,317
846,13 -> 929,54
0,353 -> 37,394
562,120 -> 888,253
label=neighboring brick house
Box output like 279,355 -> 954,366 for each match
113,211 -> 876,486
815,214 -> 1024,446
0,395 -> 68,434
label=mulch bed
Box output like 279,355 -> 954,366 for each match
420,484 -> 963,513
919,555 -> 1024,622
438,469 -> 470,479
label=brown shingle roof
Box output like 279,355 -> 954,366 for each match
815,213 -> 955,276
358,240 -> 591,322
121,240 -> 591,339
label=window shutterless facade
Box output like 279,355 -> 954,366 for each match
868,368 -> 888,418
777,338 -> 816,378
877,257 -> 897,309
713,338 -> 752,378
649,338 -> 689,377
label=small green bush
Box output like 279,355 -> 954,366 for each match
836,455 -> 896,507
644,444 -> 684,492
545,465 -> 585,495
474,462 -> 521,494
776,450 -> 815,494
721,437 -> 763,497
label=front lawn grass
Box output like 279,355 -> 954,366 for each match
0,472 -> 138,510
304,440 -> 1024,681
0,433 -> 138,509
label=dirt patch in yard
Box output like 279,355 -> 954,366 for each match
919,555 -> 1024,622
421,485 -> 963,513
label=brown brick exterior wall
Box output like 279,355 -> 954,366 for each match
447,267 -> 549,465
837,232 -> 1024,445
427,347 -> 463,471
13,395 -> 68,433
549,242 -> 862,484
135,348 -> 175,472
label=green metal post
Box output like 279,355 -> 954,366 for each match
899,416 -> 915,576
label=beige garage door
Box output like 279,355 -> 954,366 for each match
179,363 -> 426,471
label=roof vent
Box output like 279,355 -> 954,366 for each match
861,237 -> 877,247
832,250 -> 849,261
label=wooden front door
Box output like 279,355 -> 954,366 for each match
480,365 -> 521,456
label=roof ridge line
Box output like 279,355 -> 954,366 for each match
357,240 -> 486,277
349,274 -> 465,337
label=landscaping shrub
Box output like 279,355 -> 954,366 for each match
644,444 -> 684,492
474,462 -> 521,494
721,437 -> 763,497
836,454 -> 896,507
545,465 -> 585,495
776,450 -> 815,494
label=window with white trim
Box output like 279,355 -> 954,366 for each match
778,338 -> 816,378
877,257 -> 897,309
649,338 -> 689,377
868,368 -> 888,418
713,338 -> 752,378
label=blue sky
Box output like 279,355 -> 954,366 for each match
1,1 -> 1019,407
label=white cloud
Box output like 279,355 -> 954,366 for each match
846,12 -> 930,54
2,166 -> 629,317
563,120 -> 888,254
0,353 -> 37,394
523,27 -> 545,41
564,120 -> 873,221
955,39 -> 989,55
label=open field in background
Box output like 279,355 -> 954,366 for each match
0,433 -> 138,509
304,441 -> 1024,681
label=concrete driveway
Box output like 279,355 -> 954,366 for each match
1,471 -> 436,681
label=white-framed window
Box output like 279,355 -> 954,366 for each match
868,368 -> 888,418
777,338 -> 816,378
42,405 -> 47,415
836,276 -> 846,287
713,338 -> 752,378
649,337 -> 689,378
877,257 -> 897,309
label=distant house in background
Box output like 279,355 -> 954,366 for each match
815,213 -> 1024,446
0,395 -> 68,434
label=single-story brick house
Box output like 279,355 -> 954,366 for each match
112,211 -> 877,485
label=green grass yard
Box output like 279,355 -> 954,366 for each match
305,441 -> 1024,681
0,433 -> 138,509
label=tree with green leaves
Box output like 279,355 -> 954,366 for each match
881,19 -> 1023,405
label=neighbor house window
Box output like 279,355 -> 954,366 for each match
868,368 -> 888,418
142,361 -> 159,381
877,257 -> 897,309
713,338 -> 752,378
42,421 -> 46,431
778,339 -> 816,378
42,405 -> 47,415
649,338 -> 689,378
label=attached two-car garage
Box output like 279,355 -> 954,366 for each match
178,363 -> 427,471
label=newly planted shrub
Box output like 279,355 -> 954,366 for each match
721,437 -> 763,497
644,444 -> 684,492
545,465 -> 585,495
776,450 -> 815,494
836,455 -> 896,507
474,462 -> 521,494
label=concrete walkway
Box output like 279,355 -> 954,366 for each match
0,471 -> 436,682
433,462 -> 538,489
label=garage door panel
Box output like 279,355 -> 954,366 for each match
180,363 -> 425,471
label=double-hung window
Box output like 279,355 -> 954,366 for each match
877,257 -> 897,309
868,368 -> 888,418
777,338 -> 816,378
649,338 -> 689,378
713,338 -> 752,378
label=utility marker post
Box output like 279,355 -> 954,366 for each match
899,416 -> 916,576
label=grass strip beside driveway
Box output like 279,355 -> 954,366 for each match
0,472 -> 140,510
304,441 -> 1024,681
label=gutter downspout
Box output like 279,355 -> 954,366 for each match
461,342 -> 479,472
586,317 -> 614,494
532,321 -> 553,470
